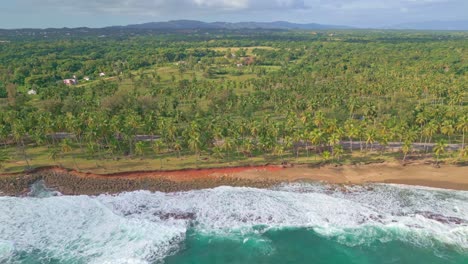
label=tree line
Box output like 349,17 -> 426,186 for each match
0,30 -> 466,169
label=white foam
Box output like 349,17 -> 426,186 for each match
0,239 -> 14,263
98,184 -> 468,251
1,183 -> 467,262
0,195 -> 186,263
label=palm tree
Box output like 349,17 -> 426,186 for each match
12,120 -> 30,168
433,140 -> 447,165
333,145 -> 344,162
283,136 -> 294,157
365,128 -> 377,152
300,112 -> 312,126
212,145 -> 224,160
222,137 -> 235,161
240,138 -> 254,157
402,140 -> 412,162
309,128 -> 324,155
0,150 -> 9,170
48,148 -> 61,166
415,112 -> 427,142
273,144 -> 285,163
173,140 -> 183,158
441,120 -> 455,144
456,115 -> 467,150
423,121 -> 438,152
291,131 -> 302,158
458,147 -> 468,159
124,112 -> 141,155
188,134 -> 202,161
152,140 -> 164,155
328,133 -> 341,156
344,120 -> 359,153
379,133 -> 390,155
322,150 -> 331,162
61,138 -> 78,170
134,141 -> 145,157
313,111 -> 325,128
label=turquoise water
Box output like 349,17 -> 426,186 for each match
1,183 -> 467,264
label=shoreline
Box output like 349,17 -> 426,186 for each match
0,161 -> 467,196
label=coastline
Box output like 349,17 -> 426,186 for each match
0,161 -> 467,196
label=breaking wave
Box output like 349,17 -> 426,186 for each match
0,183 -> 467,263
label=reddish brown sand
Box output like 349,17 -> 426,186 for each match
233,163 -> 468,190
40,165 -> 283,182
65,162 -> 467,190
0,162 -> 467,195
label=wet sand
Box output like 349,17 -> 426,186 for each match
0,162 -> 467,196
233,163 -> 468,191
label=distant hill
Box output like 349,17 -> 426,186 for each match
119,20 -> 352,30
391,20 -> 468,30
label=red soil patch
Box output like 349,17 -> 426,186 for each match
11,165 -> 284,182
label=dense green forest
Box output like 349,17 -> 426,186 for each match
0,29 -> 467,172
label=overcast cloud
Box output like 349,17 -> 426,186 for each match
0,0 -> 466,28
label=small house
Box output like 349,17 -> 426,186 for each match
84,77 -> 90,81
63,79 -> 78,86
27,89 -> 37,95
99,72 -> 106,77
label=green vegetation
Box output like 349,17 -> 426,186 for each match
0,30 -> 467,173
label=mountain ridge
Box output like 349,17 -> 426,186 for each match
116,20 -> 352,30
390,20 -> 468,30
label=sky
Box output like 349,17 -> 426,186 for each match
0,0 -> 467,29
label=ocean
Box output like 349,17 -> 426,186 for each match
0,182 -> 467,264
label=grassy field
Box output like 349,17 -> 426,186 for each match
1,143 -> 465,174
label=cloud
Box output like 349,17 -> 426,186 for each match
2,0 -> 466,28
25,0 -> 306,15
319,0 -> 454,11
193,0 -> 249,9
14,0 -> 459,15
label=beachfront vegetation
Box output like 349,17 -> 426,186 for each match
0,29 -> 467,172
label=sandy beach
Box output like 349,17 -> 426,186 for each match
0,160 -> 467,196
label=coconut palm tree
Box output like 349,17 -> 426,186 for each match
423,121 -> 438,152
333,145 -> 344,162
328,133 -> 341,156
344,120 -> 359,153
309,128 -> 324,155
441,120 -> 455,144
240,138 -> 254,157
402,140 -> 412,162
456,115 -> 467,150
11,120 -> 30,168
0,150 -> 9,170
134,141 -> 145,157
222,137 -> 235,161
61,138 -> 78,170
415,112 -> 427,142
365,128 -> 377,152
313,111 -> 325,128
273,144 -> 285,163
433,140 -> 447,165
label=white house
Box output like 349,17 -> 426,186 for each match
63,79 -> 78,86
27,89 -> 37,95
84,77 -> 90,81
99,72 -> 106,77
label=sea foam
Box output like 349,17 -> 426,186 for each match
0,183 -> 467,263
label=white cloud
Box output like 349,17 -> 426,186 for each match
320,0 -> 454,11
193,0 -> 249,9
3,0 -> 466,28
26,0 -> 306,14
